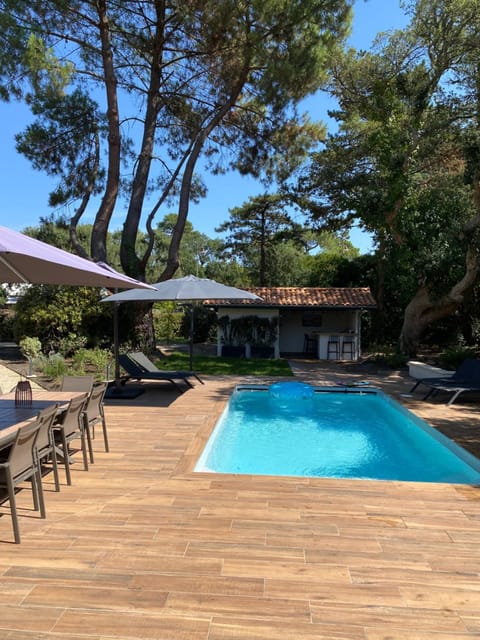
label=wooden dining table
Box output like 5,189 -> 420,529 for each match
0,390 -> 82,449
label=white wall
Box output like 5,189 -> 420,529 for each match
278,309 -> 357,353
217,307 -> 359,356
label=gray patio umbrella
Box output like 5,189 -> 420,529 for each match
103,274 -> 262,372
0,225 -> 153,290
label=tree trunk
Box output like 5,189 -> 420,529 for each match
132,305 -> 156,354
70,130 -> 101,259
399,247 -> 480,356
91,0 -> 121,263
120,2 -> 165,279
399,287 -> 453,356
162,66 -> 251,281
119,302 -> 156,354
259,209 -> 267,286
373,247 -> 386,345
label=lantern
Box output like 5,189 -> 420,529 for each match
15,379 -> 33,407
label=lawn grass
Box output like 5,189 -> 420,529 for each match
152,350 -> 292,376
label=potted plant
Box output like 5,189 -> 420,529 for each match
250,316 -> 277,358
218,315 -> 246,357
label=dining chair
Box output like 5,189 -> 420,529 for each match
82,382 -> 109,462
61,375 -> 94,393
52,392 -> 90,485
36,403 -> 60,492
0,420 -> 45,544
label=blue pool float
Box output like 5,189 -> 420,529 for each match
269,381 -> 315,400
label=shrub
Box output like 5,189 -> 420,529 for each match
181,305 -> 217,343
37,353 -> 68,380
0,311 -> 15,341
14,284 -> 112,352
57,333 -> 88,357
19,336 -> 43,359
438,347 -> 476,370
366,344 -> 408,369
72,347 -> 112,380
384,352 -> 409,369
153,302 -> 183,342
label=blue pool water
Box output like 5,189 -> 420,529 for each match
195,382 -> 480,484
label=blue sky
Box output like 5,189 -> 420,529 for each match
0,0 -> 408,254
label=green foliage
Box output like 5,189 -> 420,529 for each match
216,194 -> 305,286
36,352 -> 67,380
216,195 -> 360,287
384,352 -> 409,369
249,316 -> 278,347
14,284 -> 113,353
438,347 -> 477,371
71,347 -> 112,380
0,312 -> 15,341
19,336 -> 42,359
15,89 -> 103,207
299,4 -> 480,351
181,305 -> 217,343
32,347 -> 111,382
204,260 -> 253,289
154,215 -> 223,283
23,32 -> 73,96
153,302 -> 183,343
24,218 -> 89,253
366,346 -> 408,369
56,334 -> 88,357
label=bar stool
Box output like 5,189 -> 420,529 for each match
341,338 -> 355,360
327,336 -> 340,359
303,334 -> 317,354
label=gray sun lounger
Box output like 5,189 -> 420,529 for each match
409,358 -> 480,405
119,353 -> 202,392
128,351 -> 204,386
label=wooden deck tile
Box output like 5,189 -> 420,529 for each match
164,591 -> 311,621
24,583 -> 169,612
311,602 -> 467,633
52,610 -> 210,639
209,617 -> 366,639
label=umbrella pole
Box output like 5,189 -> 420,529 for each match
114,301 -> 120,386
105,299 -> 145,400
189,303 -> 194,371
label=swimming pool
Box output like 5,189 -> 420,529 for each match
194,382 -> 480,484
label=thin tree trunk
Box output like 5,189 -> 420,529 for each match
118,302 -> 156,354
69,130 -> 101,259
372,232 -> 387,344
91,0 -> 121,263
120,1 -> 165,279
161,80 -> 248,281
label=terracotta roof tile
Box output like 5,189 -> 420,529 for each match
210,287 -> 376,308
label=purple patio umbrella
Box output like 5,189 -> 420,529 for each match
1,225 -> 154,396
0,226 -> 153,290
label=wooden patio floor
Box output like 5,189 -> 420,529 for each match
0,362 -> 479,639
